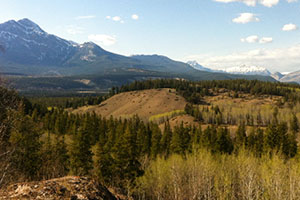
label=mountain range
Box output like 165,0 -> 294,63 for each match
187,61 -> 300,84
0,18 -> 297,94
0,18 -> 198,76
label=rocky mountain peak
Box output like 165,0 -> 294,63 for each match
17,18 -> 44,33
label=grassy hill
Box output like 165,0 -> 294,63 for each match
71,88 -> 187,122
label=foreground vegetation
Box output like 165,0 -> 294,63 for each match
138,150 -> 300,200
1,79 -> 300,199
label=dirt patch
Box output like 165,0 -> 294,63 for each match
0,176 -> 117,200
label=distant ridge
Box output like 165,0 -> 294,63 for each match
0,18 -> 196,76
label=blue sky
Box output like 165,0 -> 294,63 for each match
0,0 -> 299,72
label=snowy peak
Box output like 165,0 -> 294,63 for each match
186,60 -> 213,72
0,18 -> 77,66
186,61 -> 271,76
17,18 -> 44,34
222,65 -> 271,76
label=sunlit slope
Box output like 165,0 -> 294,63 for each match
72,88 -> 187,121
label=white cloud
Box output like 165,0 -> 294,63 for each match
106,16 -> 124,23
112,16 -> 121,21
88,34 -> 117,46
259,0 -> 279,7
214,0 -> 279,7
66,25 -> 84,35
241,35 -> 259,43
241,35 -> 273,44
131,14 -> 139,20
232,13 -> 260,24
214,0 -> 256,6
75,15 -> 96,20
259,37 -> 273,44
184,44 -> 300,72
282,23 -> 298,31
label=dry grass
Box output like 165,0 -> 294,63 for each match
71,88 -> 187,122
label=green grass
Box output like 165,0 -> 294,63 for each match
149,110 -> 185,123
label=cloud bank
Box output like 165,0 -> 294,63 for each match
185,44 -> 300,72
241,35 -> 273,44
214,0 -> 283,7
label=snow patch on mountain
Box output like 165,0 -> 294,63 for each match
221,65 -> 271,76
187,61 -> 213,72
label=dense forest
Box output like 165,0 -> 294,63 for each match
1,79 -> 300,199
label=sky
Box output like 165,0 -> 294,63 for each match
0,0 -> 299,72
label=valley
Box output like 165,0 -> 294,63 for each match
0,2 -> 300,198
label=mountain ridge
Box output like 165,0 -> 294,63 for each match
0,18 -> 197,76
0,18 -> 281,94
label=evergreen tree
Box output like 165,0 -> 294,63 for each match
215,127 -> 234,154
150,124 -> 162,158
114,125 -> 143,186
136,122 -> 149,156
170,123 -> 190,155
69,126 -> 93,176
290,113 -> 299,135
10,116 -> 42,180
95,136 -> 114,184
160,121 -> 172,158
54,136 -> 69,176
236,122 -> 247,147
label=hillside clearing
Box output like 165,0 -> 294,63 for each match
71,88 -> 187,121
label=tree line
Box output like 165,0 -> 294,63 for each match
1,78 -> 300,198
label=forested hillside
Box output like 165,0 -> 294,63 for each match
1,79 -> 300,199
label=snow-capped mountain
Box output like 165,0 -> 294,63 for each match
187,61 -> 272,76
0,18 -> 78,66
187,61 -> 213,72
0,18 -> 196,76
221,65 -> 271,76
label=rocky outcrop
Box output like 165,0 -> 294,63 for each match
0,176 -> 117,200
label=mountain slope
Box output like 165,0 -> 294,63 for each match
0,18 -> 197,76
72,88 -> 187,121
131,54 -> 196,74
187,60 -> 213,72
0,18 -> 77,66
271,72 -> 284,81
280,71 -> 300,84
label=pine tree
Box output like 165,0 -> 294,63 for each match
150,124 -> 162,158
69,126 -> 93,176
95,136 -> 114,184
254,128 -> 264,157
160,121 -> 172,158
54,135 -> 69,176
236,122 -> 247,147
136,122 -> 149,156
215,127 -> 234,154
170,123 -> 190,155
114,125 -> 143,187
10,116 -> 42,180
290,113 -> 299,135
